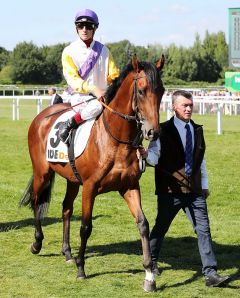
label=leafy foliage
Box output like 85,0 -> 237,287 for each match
0,30 -> 239,85
0,46 -> 10,71
40,43 -> 68,84
0,65 -> 13,84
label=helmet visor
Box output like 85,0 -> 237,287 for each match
75,17 -> 95,24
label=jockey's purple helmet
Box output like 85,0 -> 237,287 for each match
75,9 -> 99,27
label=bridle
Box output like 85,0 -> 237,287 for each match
100,73 -> 148,173
100,73 -> 146,148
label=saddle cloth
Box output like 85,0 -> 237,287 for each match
46,111 -> 95,163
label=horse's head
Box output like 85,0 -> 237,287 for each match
131,55 -> 165,141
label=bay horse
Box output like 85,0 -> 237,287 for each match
20,55 -> 165,292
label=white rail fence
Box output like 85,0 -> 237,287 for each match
0,95 -> 240,135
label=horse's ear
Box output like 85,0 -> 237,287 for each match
132,54 -> 139,72
155,54 -> 165,71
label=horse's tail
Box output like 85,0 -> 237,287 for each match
19,173 -> 55,219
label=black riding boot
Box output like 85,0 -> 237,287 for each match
59,116 -> 79,143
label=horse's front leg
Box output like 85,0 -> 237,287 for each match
62,181 -> 80,263
76,183 -> 95,280
121,187 -> 156,292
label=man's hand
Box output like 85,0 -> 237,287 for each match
93,87 -> 105,99
136,146 -> 148,159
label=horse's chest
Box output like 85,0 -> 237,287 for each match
112,158 -> 140,184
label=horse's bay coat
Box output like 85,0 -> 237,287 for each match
20,56 -> 165,292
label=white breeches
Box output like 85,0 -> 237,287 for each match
71,94 -> 103,120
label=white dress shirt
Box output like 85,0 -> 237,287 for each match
50,94 -> 56,105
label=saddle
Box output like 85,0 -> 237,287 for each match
46,112 -> 95,181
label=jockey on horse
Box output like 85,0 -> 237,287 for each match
59,8 -> 119,143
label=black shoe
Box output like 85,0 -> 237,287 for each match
152,262 -> 161,276
205,273 -> 231,287
59,117 -> 78,143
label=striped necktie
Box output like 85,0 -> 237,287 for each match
185,123 -> 193,176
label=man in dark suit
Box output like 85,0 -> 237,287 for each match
48,87 -> 63,105
138,90 -> 230,287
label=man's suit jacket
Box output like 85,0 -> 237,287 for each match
52,94 -> 63,105
155,117 -> 206,194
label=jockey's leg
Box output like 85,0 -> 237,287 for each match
59,99 -> 103,144
59,113 -> 84,143
80,99 -> 103,119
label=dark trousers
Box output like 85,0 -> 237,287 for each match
149,193 -> 217,276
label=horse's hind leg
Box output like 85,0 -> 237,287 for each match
62,181 -> 80,263
121,188 -> 156,292
31,172 -> 55,254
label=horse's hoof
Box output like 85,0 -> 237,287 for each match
62,250 -> 73,261
77,274 -> 86,280
77,276 -> 86,280
66,258 -> 75,264
30,243 -> 41,254
77,267 -> 86,280
77,272 -> 87,280
143,279 -> 156,292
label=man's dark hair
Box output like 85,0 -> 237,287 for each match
172,90 -> 193,104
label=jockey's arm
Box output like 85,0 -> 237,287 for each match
62,50 -> 96,94
107,52 -> 120,83
62,50 -> 119,96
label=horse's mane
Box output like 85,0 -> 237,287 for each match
105,61 -> 164,104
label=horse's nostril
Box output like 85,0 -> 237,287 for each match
147,129 -> 154,137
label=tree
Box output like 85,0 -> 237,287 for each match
11,42 -> 44,84
147,44 -> 165,63
107,40 -> 135,70
191,32 -> 222,82
214,31 -> 228,68
201,31 -> 222,82
0,46 -> 10,71
0,65 -> 13,84
40,43 -> 68,84
1,30 -> 229,85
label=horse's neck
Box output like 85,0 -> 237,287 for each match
110,94 -> 132,114
110,77 -> 134,115
104,82 -> 137,142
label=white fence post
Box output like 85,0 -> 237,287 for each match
17,97 -> 20,120
202,101 -> 205,115
217,103 -> 223,135
199,101 -> 202,115
37,98 -> 42,114
12,98 -> 16,120
167,102 -> 171,120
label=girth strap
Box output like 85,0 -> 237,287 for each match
68,129 -> 82,183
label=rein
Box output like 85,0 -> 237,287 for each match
102,111 -> 143,147
98,97 -> 137,122
160,168 -> 194,192
100,73 -> 146,172
102,109 -> 145,172
99,74 -> 146,147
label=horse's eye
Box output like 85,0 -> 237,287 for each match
138,89 -> 144,96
